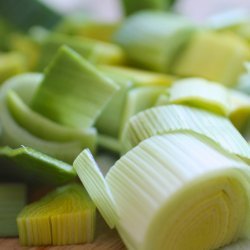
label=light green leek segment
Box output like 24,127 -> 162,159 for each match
73,149 -> 118,228
32,46 -> 119,129
0,146 -> 76,185
17,184 -> 96,246
0,73 -> 96,162
172,32 -> 250,86
74,133 -> 250,250
0,183 -> 27,237
121,105 -> 250,162
113,11 -> 196,73
156,78 -> 250,130
97,134 -> 121,154
38,33 -> 126,70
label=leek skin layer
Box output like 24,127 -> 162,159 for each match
0,146 -> 76,185
0,183 -> 27,237
156,78 -> 250,131
122,0 -> 176,15
0,0 -> 61,31
32,46 -> 119,129
0,73 -> 96,162
113,11 -> 196,73
121,105 -> 250,162
74,133 -> 250,250
17,184 -> 96,246
38,33 -> 126,70
172,32 -> 250,86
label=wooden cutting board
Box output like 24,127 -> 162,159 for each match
0,214 -> 125,250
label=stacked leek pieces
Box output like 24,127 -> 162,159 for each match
2,0 -> 250,249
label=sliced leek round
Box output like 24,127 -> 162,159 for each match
74,133 -> 250,250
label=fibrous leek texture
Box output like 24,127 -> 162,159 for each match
0,183 -> 27,237
17,184 -> 95,246
0,73 -> 96,162
32,45 -> 119,129
74,133 -> 250,250
121,105 -> 250,161
0,146 -> 76,185
156,78 -> 250,130
114,11 -> 196,73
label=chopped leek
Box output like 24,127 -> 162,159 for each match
121,105 -> 250,161
74,133 -> 250,250
0,73 -> 96,162
0,146 -> 76,185
17,184 -> 96,246
32,46 -> 119,129
172,32 -> 250,86
113,11 -> 196,72
0,183 -> 27,237
97,134 -> 121,154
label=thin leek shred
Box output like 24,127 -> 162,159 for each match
38,33 -> 126,70
121,105 -> 250,162
113,11 -> 196,72
122,0 -> 176,15
17,184 -> 96,246
0,183 -> 26,237
157,78 -> 250,130
74,133 -> 250,250
0,0 -> 61,31
0,73 -> 96,162
171,32 -> 250,86
120,86 -> 166,135
97,134 -> 121,154
0,146 -> 76,185
32,46 -> 119,129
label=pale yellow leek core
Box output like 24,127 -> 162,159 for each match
17,184 -> 96,246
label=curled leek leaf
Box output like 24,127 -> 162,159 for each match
17,184 -> 96,246
121,105 -> 250,161
0,73 -> 96,162
0,183 -> 27,237
74,133 -> 250,250
32,45 -> 119,129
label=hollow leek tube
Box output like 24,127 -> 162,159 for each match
17,184 -> 96,246
121,105 -> 250,161
113,11 -> 196,73
156,78 -> 250,130
0,73 -> 96,163
0,183 -> 27,237
74,133 -> 250,250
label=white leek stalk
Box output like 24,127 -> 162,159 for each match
74,133 -> 250,250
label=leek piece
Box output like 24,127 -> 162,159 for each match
0,146 -> 76,185
113,11 -> 196,72
74,133 -> 250,249
32,46 -> 119,129
7,90 -> 96,152
38,33 -> 126,70
95,72 -> 132,138
0,183 -> 26,237
97,134 -> 121,154
99,65 -> 175,87
0,73 -> 96,162
0,0 -> 61,31
0,52 -> 27,84
121,105 -> 250,161
74,150 -> 118,228
17,184 -> 96,246
122,0 -> 176,15
172,31 -> 250,86
120,86 -> 166,136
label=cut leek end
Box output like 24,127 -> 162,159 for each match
17,184 -> 96,246
143,173 -> 249,250
73,149 -> 118,229
0,183 -> 27,237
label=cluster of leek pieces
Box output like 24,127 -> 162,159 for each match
1,0 -> 250,249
